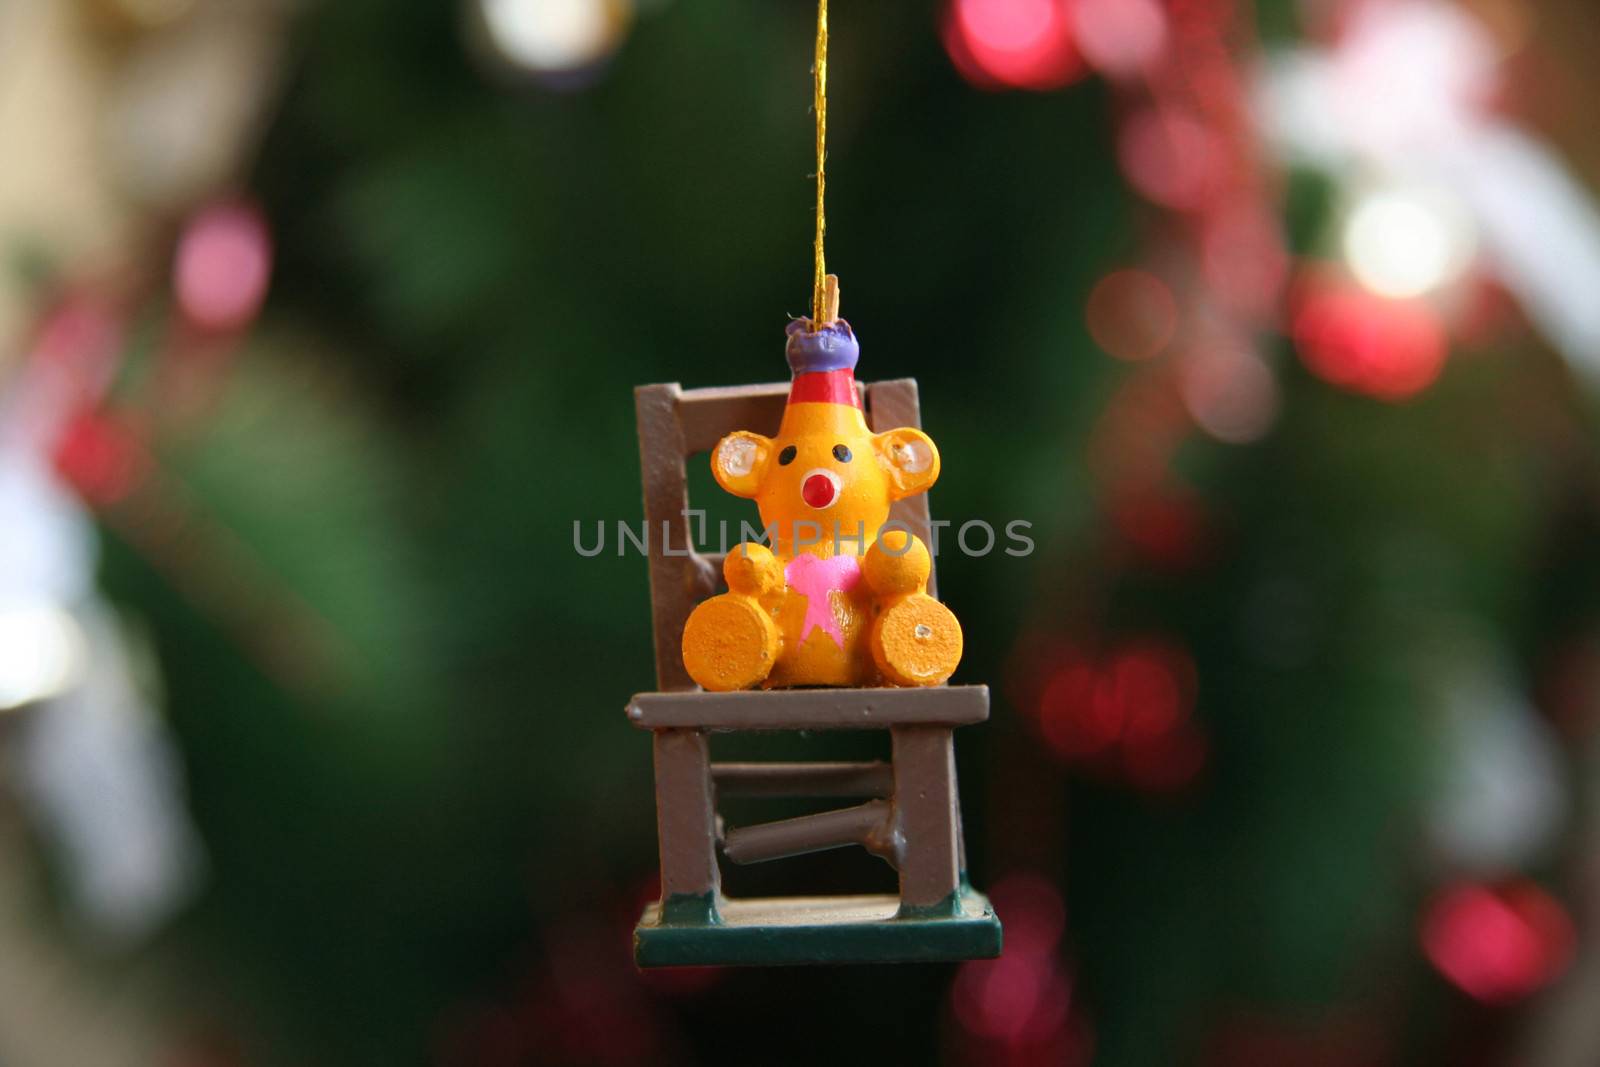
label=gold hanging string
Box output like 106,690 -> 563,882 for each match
812,0 -> 834,324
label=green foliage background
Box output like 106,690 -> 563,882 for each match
82,0 -> 1600,1064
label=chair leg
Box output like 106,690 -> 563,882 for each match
890,725 -> 962,917
653,728 -> 720,924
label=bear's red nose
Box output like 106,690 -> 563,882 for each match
802,471 -> 838,509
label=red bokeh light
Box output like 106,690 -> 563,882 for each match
1039,659 -> 1111,756
1115,646 -> 1185,742
31,294 -> 124,379
1293,281 -> 1448,401
1167,0 -> 1235,31
943,0 -> 1085,92
174,201 -> 273,333
1108,486 -> 1213,571
21,294 -> 126,439
51,411 -> 150,506
1086,268 -> 1178,362
1421,881 -> 1575,1004
1035,637 -> 1201,787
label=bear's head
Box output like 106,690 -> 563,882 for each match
709,319 -> 938,557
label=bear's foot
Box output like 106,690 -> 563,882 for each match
683,594 -> 780,691
871,594 -> 962,687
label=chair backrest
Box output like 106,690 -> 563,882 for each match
635,380 -> 937,692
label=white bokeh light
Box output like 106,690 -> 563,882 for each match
1344,189 -> 1476,299
0,603 -> 87,711
479,0 -> 625,73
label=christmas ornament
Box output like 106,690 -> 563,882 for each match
627,0 -> 999,967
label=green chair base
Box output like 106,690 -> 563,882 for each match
633,887 -> 1002,968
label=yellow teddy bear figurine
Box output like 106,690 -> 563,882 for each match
681,313 -> 963,691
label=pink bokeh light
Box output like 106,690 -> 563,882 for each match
942,0 -> 1086,91
950,874 -> 1090,1065
1073,0 -> 1169,79
174,202 -> 274,333
1118,108 -> 1224,211
1421,881 -> 1575,1004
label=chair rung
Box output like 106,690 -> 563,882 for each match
723,800 -> 895,866
712,761 -> 892,798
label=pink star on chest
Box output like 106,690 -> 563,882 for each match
784,553 -> 862,648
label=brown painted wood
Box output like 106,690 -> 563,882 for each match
723,800 -> 895,866
628,685 -> 990,731
652,728 -> 720,901
634,384 -> 716,692
711,761 -> 893,798
890,726 -> 962,910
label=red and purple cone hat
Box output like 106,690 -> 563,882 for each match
784,318 -> 862,409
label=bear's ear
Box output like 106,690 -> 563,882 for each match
873,427 -> 940,500
711,431 -> 775,498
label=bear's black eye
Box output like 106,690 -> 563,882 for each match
833,444 -> 852,463
778,445 -> 798,466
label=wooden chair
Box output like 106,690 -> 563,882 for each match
629,380 -> 1001,967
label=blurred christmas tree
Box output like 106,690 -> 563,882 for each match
8,0 -> 1600,1065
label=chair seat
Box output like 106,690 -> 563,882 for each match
627,684 -> 990,731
